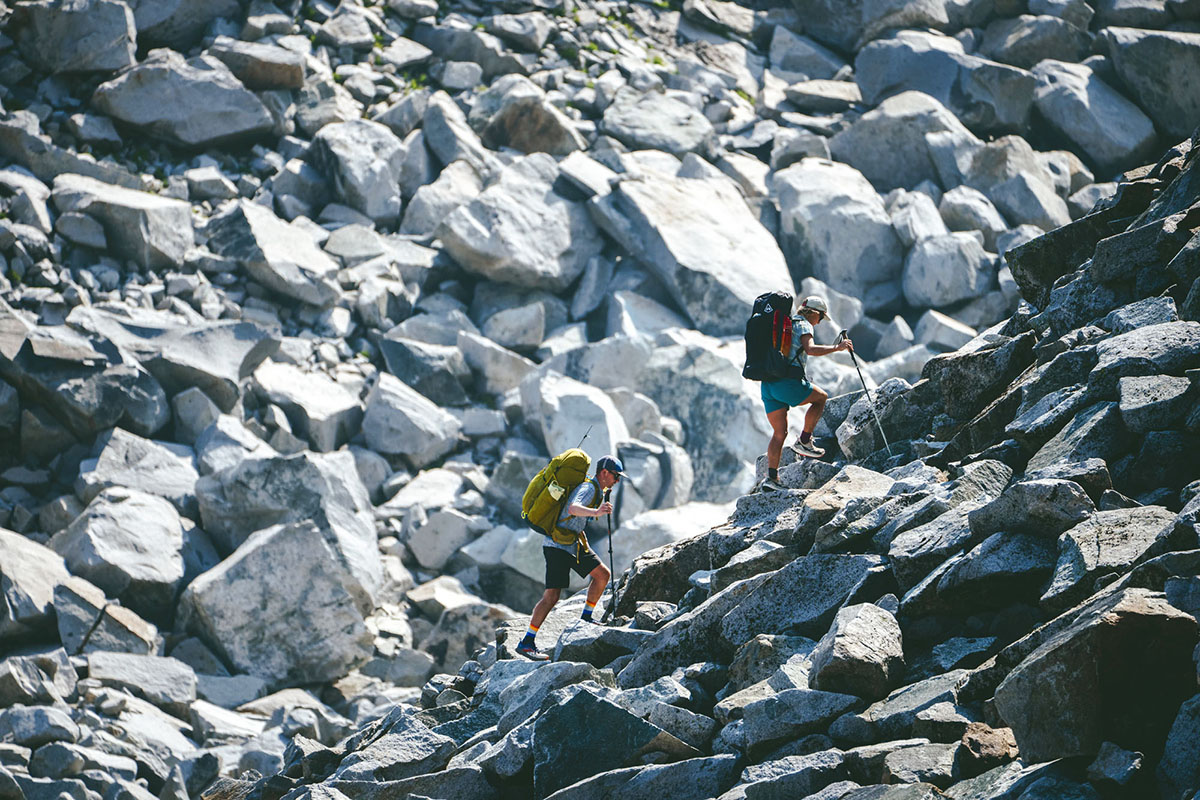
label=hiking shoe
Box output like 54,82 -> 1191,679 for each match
759,477 -> 786,492
795,439 -> 825,459
516,641 -> 550,661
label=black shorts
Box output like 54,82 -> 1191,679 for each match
544,546 -> 601,589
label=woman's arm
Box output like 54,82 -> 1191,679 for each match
801,334 -> 852,357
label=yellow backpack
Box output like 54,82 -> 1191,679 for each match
521,448 -> 595,544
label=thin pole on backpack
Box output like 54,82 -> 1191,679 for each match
601,487 -> 619,625
841,330 -> 892,456
575,426 -> 592,449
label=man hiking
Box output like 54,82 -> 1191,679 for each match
759,295 -> 852,492
516,455 -> 624,661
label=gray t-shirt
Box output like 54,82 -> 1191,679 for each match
787,316 -> 814,376
545,480 -> 598,553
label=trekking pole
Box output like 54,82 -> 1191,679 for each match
601,488 -> 619,625
840,330 -> 892,455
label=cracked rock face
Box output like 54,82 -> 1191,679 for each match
2,0 -> 1200,797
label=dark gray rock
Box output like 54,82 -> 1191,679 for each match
1041,506 -> 1177,613
719,555 -> 888,650
1158,693 -> 1200,800
87,652 -> 196,715
830,670 -> 969,747
968,479 -> 1095,539
532,688 -> 698,798
0,705 -> 78,748
334,710 -> 455,781
889,505 -> 977,594
981,16 -> 1090,69
1026,402 -> 1131,473
995,589 -> 1197,763
1102,27 -> 1200,139
809,604 -> 905,702
742,689 -> 861,753
729,749 -> 848,799
855,31 -> 1036,135
1117,374 -> 1194,433
13,0 -> 135,73
92,50 -> 272,147
881,741 -> 959,788
936,532 -> 1057,606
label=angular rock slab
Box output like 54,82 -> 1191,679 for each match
591,173 -> 792,337
52,173 -> 193,270
66,306 -> 279,412
600,87 -> 716,155
0,528 -> 68,641
532,688 -> 699,798
438,153 -> 603,292
334,709 -> 456,781
719,555 -> 887,650
1031,60 -> 1157,176
252,360 -> 363,453
311,120 -> 407,225
178,520 -> 375,689
1102,26 -> 1200,139
13,0 -> 136,73
1040,506 -> 1177,613
809,603 -> 905,701
205,200 -> 341,308
92,49 -> 272,147
75,426 -> 199,515
362,372 -> 461,468
994,588 -> 1198,764
774,159 -> 904,306
195,449 -> 381,601
519,369 -> 629,463
49,487 -> 185,619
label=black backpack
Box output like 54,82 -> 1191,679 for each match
742,291 -> 804,382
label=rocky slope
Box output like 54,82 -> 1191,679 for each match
0,0 -> 1199,798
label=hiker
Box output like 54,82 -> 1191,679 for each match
759,295 -> 852,491
516,455 -> 623,661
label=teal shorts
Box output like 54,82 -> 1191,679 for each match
761,378 -> 814,414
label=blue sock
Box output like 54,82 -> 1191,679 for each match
582,601 -> 596,621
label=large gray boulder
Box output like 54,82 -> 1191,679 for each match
775,159 -> 904,310
54,575 -> 157,655
251,360 -> 363,453
601,88 -> 715,155
1101,26 -> 1200,139
809,603 -> 905,701
92,49 -> 272,147
311,120 -> 407,226
0,114 -> 141,190
132,0 -> 242,49
532,687 -> 699,798
854,30 -> 1036,135
902,232 -> 994,309
75,427 -> 199,515
423,90 -> 503,176
995,589 -> 1197,763
51,173 -> 193,270
830,91 -> 981,193
438,154 -> 602,292
963,136 -> 1072,232
789,0 -> 949,52
635,342 -> 769,501
208,36 -> 305,90
590,173 -> 792,336
719,555 -> 888,650
205,200 -> 341,307
0,529 -> 69,641
49,488 -> 185,619
400,160 -> 483,237
979,14 -> 1091,69
470,75 -> 585,156
1031,60 -> 1157,176
14,0 -> 134,73
67,306 -> 278,412
334,708 -> 456,781
1040,506 -> 1176,612
195,450 -> 381,599
519,370 -> 629,460
362,372 -> 461,468
178,520 -> 376,689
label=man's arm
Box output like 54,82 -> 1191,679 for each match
801,333 -> 852,357
567,500 -> 612,517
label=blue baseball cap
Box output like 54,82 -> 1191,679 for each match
596,455 -> 625,476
